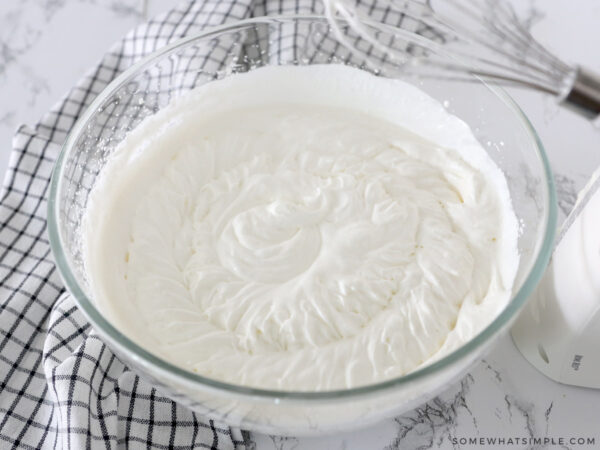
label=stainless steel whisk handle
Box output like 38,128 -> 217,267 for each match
562,67 -> 600,119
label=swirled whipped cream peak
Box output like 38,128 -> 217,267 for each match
83,64 -> 519,391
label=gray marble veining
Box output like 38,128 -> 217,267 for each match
0,0 -> 144,178
554,173 -> 579,217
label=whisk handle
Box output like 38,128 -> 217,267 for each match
562,67 -> 600,119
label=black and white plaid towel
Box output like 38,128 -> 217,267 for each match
0,0 -> 442,448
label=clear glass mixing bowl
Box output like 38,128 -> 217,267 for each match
47,16 -> 557,436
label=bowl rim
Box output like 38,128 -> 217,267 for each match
47,14 -> 557,401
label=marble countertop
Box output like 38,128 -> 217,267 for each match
1,1 -> 599,448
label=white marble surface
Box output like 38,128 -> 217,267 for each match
1,0 -> 599,448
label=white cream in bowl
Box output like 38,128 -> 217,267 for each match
83,64 -> 519,391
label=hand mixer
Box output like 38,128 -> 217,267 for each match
324,0 -> 600,388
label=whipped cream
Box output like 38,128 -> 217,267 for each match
83,65 -> 519,391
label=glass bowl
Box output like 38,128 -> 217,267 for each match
47,16 -> 556,436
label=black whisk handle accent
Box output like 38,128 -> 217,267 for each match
563,67 -> 600,119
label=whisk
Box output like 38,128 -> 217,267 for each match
323,0 -> 600,119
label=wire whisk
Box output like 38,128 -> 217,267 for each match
323,0 -> 600,118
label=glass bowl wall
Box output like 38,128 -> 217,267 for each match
48,16 -> 556,435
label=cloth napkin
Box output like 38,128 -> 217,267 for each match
0,0 -> 426,448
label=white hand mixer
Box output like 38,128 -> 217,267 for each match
324,0 -> 600,388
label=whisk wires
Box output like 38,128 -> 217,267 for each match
324,0 -> 575,96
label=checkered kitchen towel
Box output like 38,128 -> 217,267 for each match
0,0 -> 443,448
